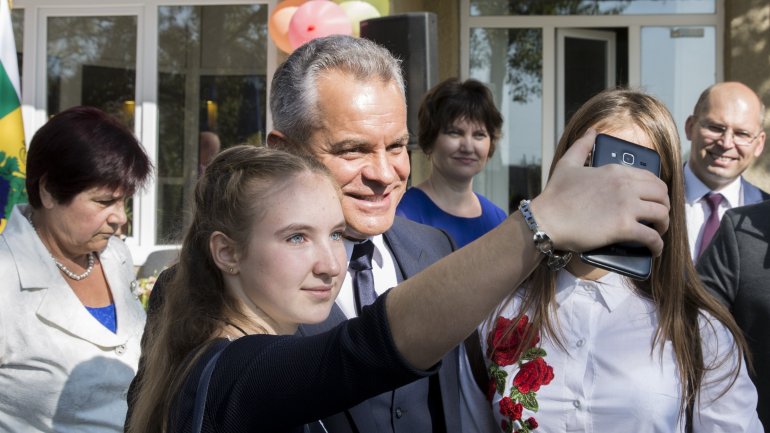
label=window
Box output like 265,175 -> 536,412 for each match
470,0 -> 715,16
641,26 -> 715,159
46,15 -> 137,128
15,0 -> 272,259
461,0 -> 721,212
156,4 -> 268,243
469,27 -> 543,211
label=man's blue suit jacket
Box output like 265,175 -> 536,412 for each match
740,177 -> 770,204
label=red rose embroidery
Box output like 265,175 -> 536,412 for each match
513,357 -> 554,394
486,316 -> 539,367
499,397 -> 524,420
486,314 -> 551,432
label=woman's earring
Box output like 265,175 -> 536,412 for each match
228,267 -> 236,274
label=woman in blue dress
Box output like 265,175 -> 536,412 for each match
397,78 -> 507,247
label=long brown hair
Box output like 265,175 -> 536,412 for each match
489,88 -> 750,423
127,145 -> 335,433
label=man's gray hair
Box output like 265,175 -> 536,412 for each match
270,35 -> 405,149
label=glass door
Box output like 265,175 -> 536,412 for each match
45,14 -> 138,125
556,28 -> 616,140
155,4 -> 268,243
41,8 -> 140,236
469,27 -> 544,213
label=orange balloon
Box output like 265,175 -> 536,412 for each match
269,0 -> 306,53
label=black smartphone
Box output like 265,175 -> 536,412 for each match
579,133 -> 662,280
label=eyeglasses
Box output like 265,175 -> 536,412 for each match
699,121 -> 762,147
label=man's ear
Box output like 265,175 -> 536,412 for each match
754,131 -> 765,157
266,130 -> 289,150
684,115 -> 696,141
210,231 -> 240,275
267,130 -> 316,158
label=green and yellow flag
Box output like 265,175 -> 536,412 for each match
0,0 -> 26,233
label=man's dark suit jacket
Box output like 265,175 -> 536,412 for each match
298,217 -> 461,433
697,200 -> 770,430
127,217 -> 463,433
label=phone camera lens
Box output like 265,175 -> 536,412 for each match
622,152 -> 634,165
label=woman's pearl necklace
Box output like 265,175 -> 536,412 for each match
28,213 -> 96,281
54,253 -> 95,281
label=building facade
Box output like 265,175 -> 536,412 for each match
9,0 -> 770,261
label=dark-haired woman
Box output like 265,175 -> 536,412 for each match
0,106 -> 152,432
397,78 -> 507,248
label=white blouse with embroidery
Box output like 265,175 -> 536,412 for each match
464,270 -> 762,433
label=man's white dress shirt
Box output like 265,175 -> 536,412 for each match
684,163 -> 743,262
337,235 -> 399,319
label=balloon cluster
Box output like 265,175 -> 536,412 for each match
269,0 -> 389,53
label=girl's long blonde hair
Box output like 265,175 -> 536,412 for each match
488,88 -> 750,425
126,145 -> 335,433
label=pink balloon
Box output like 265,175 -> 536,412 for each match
288,0 -> 352,50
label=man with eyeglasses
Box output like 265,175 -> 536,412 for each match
683,81 -> 768,262
694,84 -> 770,430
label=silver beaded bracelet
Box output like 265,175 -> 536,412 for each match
518,199 -> 572,271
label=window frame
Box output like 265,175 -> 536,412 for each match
15,0 -> 276,262
459,0 -> 723,189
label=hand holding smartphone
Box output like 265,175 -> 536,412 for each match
579,133 -> 662,280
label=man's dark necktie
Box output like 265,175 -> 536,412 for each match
349,240 -> 376,315
697,192 -> 724,258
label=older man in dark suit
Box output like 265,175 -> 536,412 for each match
266,35 -> 462,433
697,200 -> 770,430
